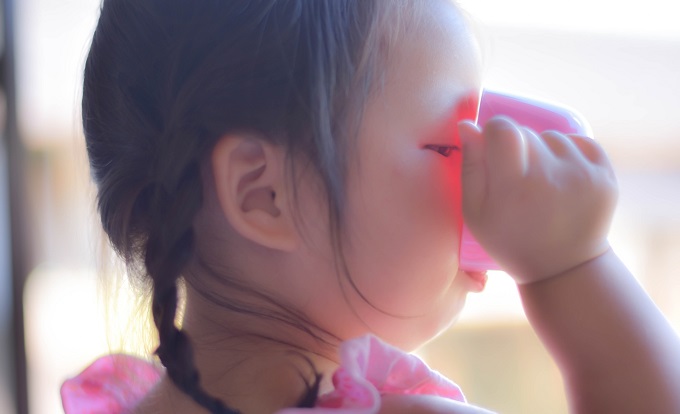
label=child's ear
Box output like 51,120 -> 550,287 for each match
211,134 -> 298,252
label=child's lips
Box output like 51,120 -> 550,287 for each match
463,270 -> 488,292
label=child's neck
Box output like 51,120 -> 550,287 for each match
135,289 -> 339,413
135,348 -> 336,414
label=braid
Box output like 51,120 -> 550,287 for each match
144,162 -> 239,414
153,285 -> 238,413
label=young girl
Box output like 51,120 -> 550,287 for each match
63,0 -> 680,413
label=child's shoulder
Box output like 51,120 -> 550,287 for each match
379,394 -> 494,414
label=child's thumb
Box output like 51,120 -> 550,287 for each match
458,120 -> 486,215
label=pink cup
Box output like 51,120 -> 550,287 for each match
459,90 -> 593,272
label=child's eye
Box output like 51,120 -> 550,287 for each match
425,145 -> 460,157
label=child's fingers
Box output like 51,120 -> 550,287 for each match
568,134 -> 611,166
458,120 -> 486,213
541,130 -> 584,160
482,116 -> 528,179
519,127 -> 554,170
459,120 -> 483,166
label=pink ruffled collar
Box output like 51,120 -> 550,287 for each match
62,335 -> 465,413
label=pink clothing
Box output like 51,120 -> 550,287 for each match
61,354 -> 163,414
61,335 -> 465,414
278,335 -> 465,414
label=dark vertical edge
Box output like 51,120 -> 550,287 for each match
2,0 -> 29,412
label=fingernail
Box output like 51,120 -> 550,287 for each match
488,115 -> 519,131
458,120 -> 481,140
458,120 -> 481,131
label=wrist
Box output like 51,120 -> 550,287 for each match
513,241 -> 613,286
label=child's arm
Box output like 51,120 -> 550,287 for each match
520,248 -> 680,413
459,117 -> 680,413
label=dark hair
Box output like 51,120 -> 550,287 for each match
83,0 -> 405,412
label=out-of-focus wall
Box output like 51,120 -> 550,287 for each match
480,27 -> 680,170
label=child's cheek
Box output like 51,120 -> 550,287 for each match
444,153 -> 464,232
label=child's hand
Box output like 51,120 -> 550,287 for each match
458,116 -> 618,284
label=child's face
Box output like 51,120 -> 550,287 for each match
299,0 -> 483,350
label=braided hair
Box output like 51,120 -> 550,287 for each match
83,0 -> 403,411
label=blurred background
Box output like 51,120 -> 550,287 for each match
1,0 -> 679,413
